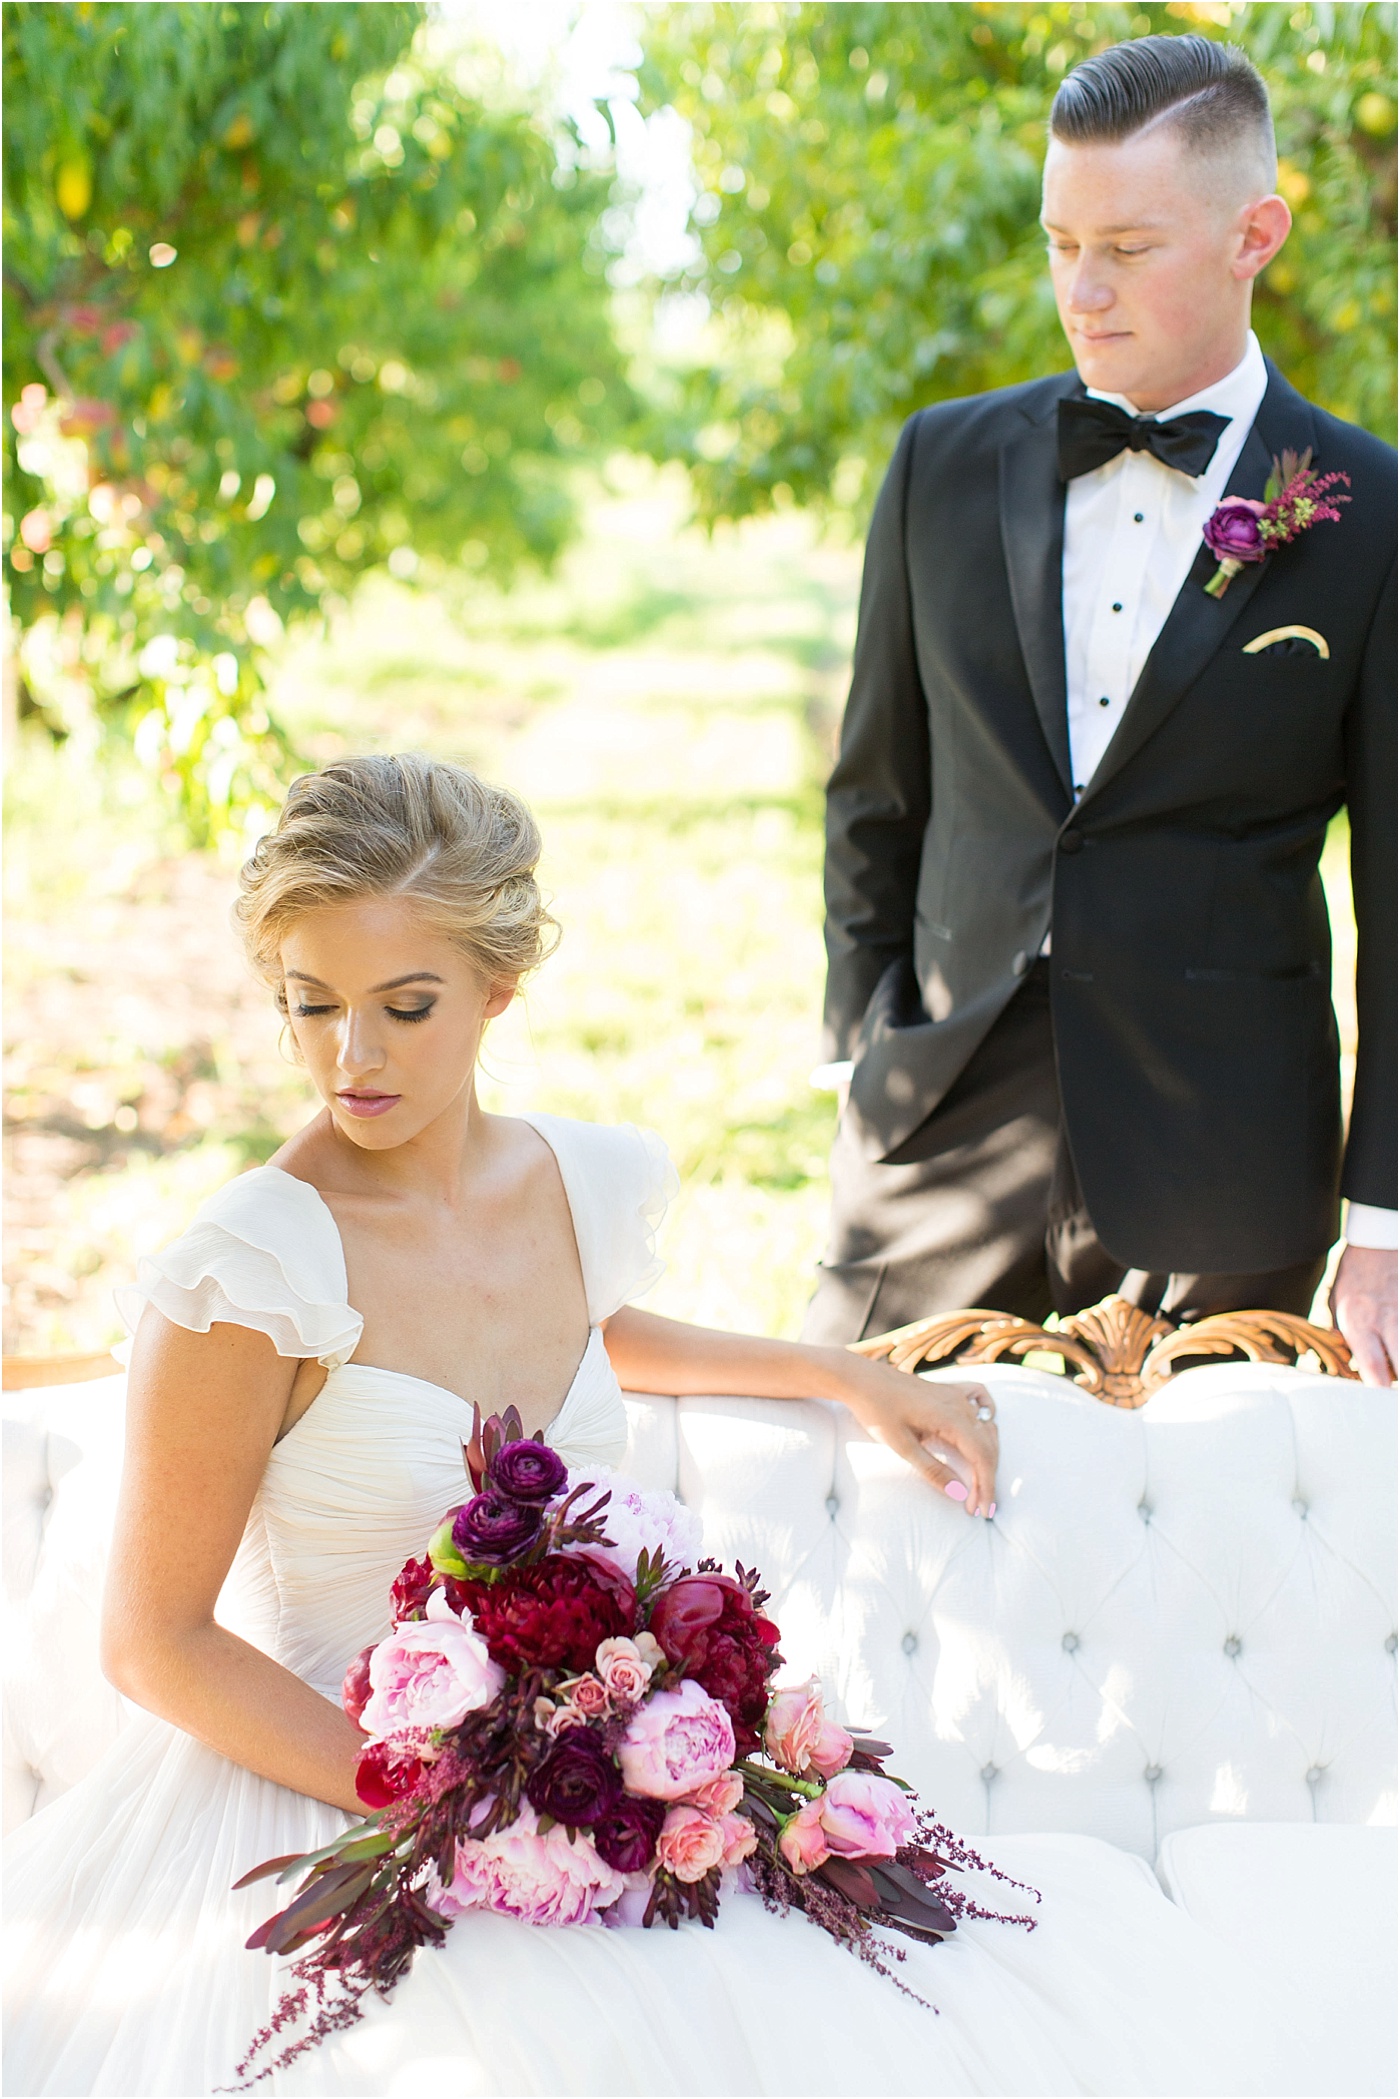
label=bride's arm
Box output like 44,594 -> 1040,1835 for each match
100,1311 -> 369,1814
601,1307 -> 998,1517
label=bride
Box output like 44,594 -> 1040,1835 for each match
6,754 -> 1314,2097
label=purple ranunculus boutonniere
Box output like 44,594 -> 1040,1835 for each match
1203,448 -> 1350,599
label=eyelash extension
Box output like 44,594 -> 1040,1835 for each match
293,1004 -> 335,1018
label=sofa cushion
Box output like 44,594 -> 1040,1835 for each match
1158,1822 -> 1398,2097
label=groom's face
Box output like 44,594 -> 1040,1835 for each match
1041,124 -> 1286,411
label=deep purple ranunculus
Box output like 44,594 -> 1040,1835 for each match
452,1490 -> 543,1565
525,1730 -> 622,1827
1203,497 -> 1267,562
591,1794 -> 665,1873
488,1439 -> 568,1506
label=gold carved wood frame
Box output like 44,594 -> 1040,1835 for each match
853,1294 -> 1358,1408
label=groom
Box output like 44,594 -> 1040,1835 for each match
803,34 -> 1397,1382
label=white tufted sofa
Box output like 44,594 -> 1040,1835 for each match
5,1361 -> 1396,2092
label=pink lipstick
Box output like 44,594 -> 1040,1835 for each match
336,1090 -> 401,1119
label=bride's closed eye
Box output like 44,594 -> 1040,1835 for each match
290,1001 -> 436,1022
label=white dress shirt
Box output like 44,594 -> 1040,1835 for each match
814,332 -> 1395,1252
1062,331 -> 1267,795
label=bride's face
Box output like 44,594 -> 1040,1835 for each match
279,896 -> 514,1148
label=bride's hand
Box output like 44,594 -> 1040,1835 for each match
827,1354 -> 999,1517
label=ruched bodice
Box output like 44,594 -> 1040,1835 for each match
221,1330 -> 628,1697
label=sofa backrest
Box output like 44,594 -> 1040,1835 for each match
5,1363 -> 1395,1856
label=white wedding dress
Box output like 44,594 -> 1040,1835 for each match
5,1115 -> 1317,2098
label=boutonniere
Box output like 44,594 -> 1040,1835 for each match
1202,449 -> 1351,599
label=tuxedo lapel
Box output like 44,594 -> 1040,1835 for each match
1078,367 -> 1319,805
999,391 -> 1077,799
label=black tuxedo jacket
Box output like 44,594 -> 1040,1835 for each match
823,361 -> 1396,1273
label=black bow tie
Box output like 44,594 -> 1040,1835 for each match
1057,396 -> 1231,482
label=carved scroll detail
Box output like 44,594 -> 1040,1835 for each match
853,1294 -> 1357,1408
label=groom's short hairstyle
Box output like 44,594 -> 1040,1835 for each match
1050,34 -> 1276,189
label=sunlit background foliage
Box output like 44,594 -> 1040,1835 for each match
640,1 -> 1397,521
4,1 -> 629,838
2,2 -> 1389,1351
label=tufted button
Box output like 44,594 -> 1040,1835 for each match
1306,1765 -> 1325,1786
1223,1635 -> 1242,1658
1144,1764 -> 1163,1785
1292,1497 -> 1308,1519
981,1762 -> 998,1784
1058,829 -> 1084,856
1138,1500 -> 1152,1523
825,1494 -> 839,1519
1061,1631 -> 1080,1653
1387,1633 -> 1397,1656
901,1631 -> 918,1656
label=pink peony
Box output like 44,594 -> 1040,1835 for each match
765,1678 -> 853,1781
360,1594 -> 504,1739
656,1804 -> 728,1883
617,1680 -> 736,1801
777,1798 -> 830,1876
595,1636 -> 654,1705
565,1467 -> 702,1582
687,1770 -> 744,1816
818,1770 -> 918,1860
430,1802 -> 625,1926
719,1810 -> 758,1868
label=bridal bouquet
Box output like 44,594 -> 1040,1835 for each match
233,1411 -> 1032,2081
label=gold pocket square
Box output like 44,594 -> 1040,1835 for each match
1242,624 -> 1330,658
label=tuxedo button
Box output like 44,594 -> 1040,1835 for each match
1058,830 -> 1084,855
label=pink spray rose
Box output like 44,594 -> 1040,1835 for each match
818,1770 -> 918,1860
431,1801 -> 625,1926
765,1678 -> 853,1781
656,1804 -> 728,1883
556,1673 -> 611,1724
360,1593 -> 505,1739
617,1679 -> 736,1801
595,1636 -> 655,1705
687,1770 -> 745,1816
719,1810 -> 758,1868
777,1798 -> 830,1876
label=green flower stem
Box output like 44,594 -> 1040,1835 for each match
739,1759 -> 822,1800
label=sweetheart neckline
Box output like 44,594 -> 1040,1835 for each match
272,1328 -> 606,1453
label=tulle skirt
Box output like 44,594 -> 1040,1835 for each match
5,1710 -> 1327,2098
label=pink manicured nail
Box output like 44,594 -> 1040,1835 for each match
944,1480 -> 968,1502
987,1502 -> 997,1518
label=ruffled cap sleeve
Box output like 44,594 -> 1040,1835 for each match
113,1166 -> 362,1369
520,1114 -> 677,1323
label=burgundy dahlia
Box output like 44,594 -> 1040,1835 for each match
452,1490 -> 542,1566
592,1795 -> 665,1873
458,1554 -> 634,1675
489,1439 -> 568,1505
649,1575 -> 782,1755
525,1730 -> 622,1827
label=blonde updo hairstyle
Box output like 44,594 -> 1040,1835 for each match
235,753 -> 557,1012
